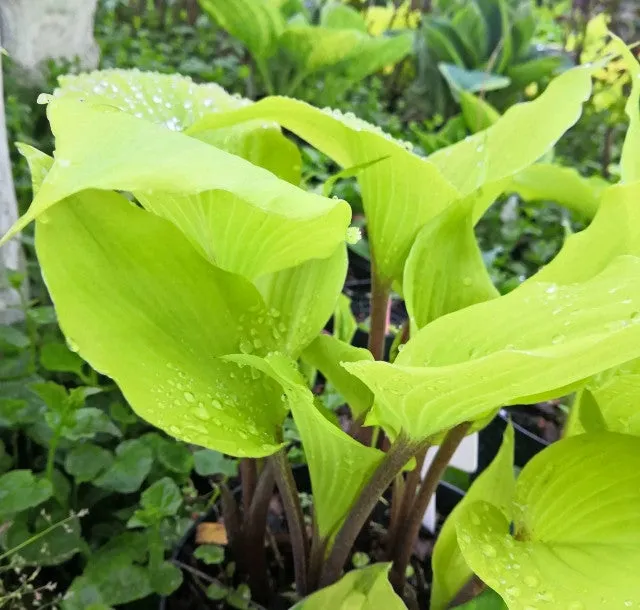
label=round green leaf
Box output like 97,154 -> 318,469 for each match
457,433 -> 640,609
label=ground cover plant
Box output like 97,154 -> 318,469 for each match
2,21 -> 640,610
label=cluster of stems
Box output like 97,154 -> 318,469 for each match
219,271 -> 471,605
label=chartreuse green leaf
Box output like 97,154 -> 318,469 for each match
505,163 -> 607,219
254,244 -> 347,357
198,0 -> 284,58
56,69 -> 302,185
320,2 -> 368,32
456,589 -> 507,609
280,25 -> 364,74
567,359 -> 640,437
17,143 -> 53,194
457,433 -> 640,609
1,98 -> 350,282
344,33 -> 414,83
291,563 -> 404,609
187,65 -> 593,285
35,188 -> 286,457
188,95 -> 458,284
429,65 -> 594,197
333,293 -> 358,344
302,334 -> 374,420
404,195 -> 499,330
534,181 -> 640,284
459,90 -> 500,132
612,34 -> 640,183
225,352 -> 383,540
431,425 -> 514,610
346,255 -> 640,441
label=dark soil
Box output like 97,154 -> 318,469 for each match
507,401 -> 566,444
161,474 -> 464,610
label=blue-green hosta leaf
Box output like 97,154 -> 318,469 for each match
505,163 -> 607,219
253,244 -> 347,357
198,0 -> 285,58
431,425 -> 515,610
225,352 -> 383,540
457,433 -> 640,609
0,98 -> 350,282
55,69 -> 302,184
429,65 -> 595,198
346,255 -> 640,441
188,96 -> 459,285
612,35 -> 640,183
291,563 -> 404,609
35,189 -> 286,457
404,195 -> 499,330
302,334 -> 374,420
438,63 -> 511,94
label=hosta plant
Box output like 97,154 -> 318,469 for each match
2,34 -> 640,610
197,0 -> 414,102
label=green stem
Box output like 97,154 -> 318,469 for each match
270,449 -> 309,595
319,432 -> 424,588
390,423 -> 471,594
255,57 -> 275,96
0,513 -> 83,563
45,429 -> 62,481
285,70 -> 309,98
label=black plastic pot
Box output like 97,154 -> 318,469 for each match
478,409 -> 550,473
160,467 -> 465,610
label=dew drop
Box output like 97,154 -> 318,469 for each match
525,575 -> 539,588
481,543 -> 497,558
462,276 -> 472,287
195,405 -> 210,421
471,513 -> 481,526
184,391 -> 195,403
212,399 -> 223,410
169,425 -> 180,434
506,586 -> 521,597
551,334 -> 565,344
631,312 -> 640,324
567,603 -> 584,610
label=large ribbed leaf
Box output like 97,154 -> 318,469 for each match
35,190 -> 286,457
458,433 -> 640,609
187,65 -> 594,286
301,334 -> 374,419
612,35 -> 640,183
254,245 -> 347,357
198,0 -> 285,58
55,69 -> 301,184
404,194 -> 499,330
505,163 -> 607,219
0,98 -> 350,281
346,255 -> 640,441
431,425 -> 514,610
428,65 -> 594,197
188,95 -> 457,285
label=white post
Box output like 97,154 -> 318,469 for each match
0,0 -> 99,82
0,47 -> 24,324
